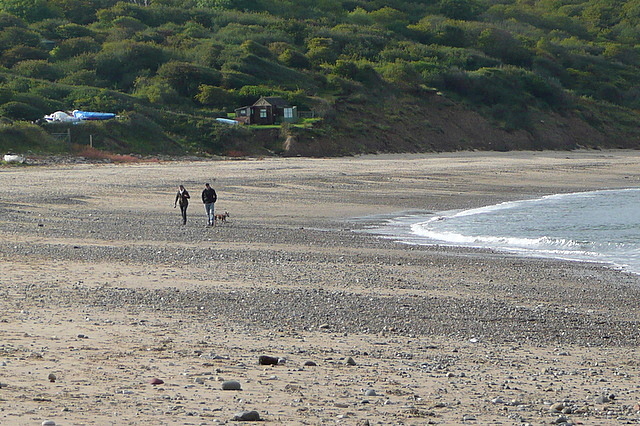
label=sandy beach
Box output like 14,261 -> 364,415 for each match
1,150 -> 640,425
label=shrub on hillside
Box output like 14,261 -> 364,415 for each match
133,77 -> 187,106
0,121 -> 68,152
0,100 -> 44,121
195,85 -> 237,109
94,41 -> 168,90
157,61 -> 222,98
0,45 -> 47,67
12,59 -> 62,81
50,37 -> 100,60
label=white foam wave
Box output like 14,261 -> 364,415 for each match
412,224 -> 588,250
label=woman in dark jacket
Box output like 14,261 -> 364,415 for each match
174,185 -> 190,225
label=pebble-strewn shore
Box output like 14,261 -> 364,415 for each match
2,151 -> 640,425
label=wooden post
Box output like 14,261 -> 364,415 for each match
90,134 -> 93,148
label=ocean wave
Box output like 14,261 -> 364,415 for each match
377,188 -> 640,274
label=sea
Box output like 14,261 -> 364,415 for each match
365,188 -> 640,275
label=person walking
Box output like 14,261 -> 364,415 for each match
174,184 -> 190,225
202,183 -> 217,226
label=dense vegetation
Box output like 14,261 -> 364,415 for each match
0,0 -> 639,156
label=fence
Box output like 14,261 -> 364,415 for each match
50,128 -> 71,144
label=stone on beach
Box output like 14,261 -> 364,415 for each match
149,378 -> 164,385
258,355 -> 279,365
550,402 -> 565,412
222,380 -> 242,390
233,410 -> 260,421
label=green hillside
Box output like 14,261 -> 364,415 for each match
0,0 -> 639,157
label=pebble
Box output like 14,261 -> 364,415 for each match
304,361 -> 317,366
364,389 -> 377,396
222,380 -> 242,390
149,378 -> 164,385
42,421 -> 56,426
233,410 -> 260,421
48,373 -> 56,383
345,357 -> 356,365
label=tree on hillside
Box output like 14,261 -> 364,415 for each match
157,61 -> 222,98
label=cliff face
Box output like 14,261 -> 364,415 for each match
284,94 -> 640,156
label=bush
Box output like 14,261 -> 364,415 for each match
0,0 -> 59,23
0,121 -> 69,152
13,59 -> 62,81
133,77 -> 186,106
222,53 -> 315,89
64,88 -> 136,112
240,39 -> 272,58
0,45 -> 48,67
157,61 -> 222,98
58,70 -> 107,87
95,41 -> 168,90
0,26 -> 41,50
220,70 -> 259,89
54,23 -> 96,39
0,100 -> 44,120
50,37 -> 100,60
195,85 -> 237,109
278,48 -> 310,69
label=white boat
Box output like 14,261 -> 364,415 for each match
3,154 -> 25,163
44,111 -> 79,122
216,118 -> 239,125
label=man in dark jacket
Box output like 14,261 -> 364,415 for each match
174,185 -> 190,225
202,183 -> 217,226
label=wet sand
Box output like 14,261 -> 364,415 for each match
1,150 -> 640,425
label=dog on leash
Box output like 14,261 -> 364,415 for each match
214,211 -> 230,225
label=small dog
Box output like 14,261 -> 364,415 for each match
214,211 -> 230,225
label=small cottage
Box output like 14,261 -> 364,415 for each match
235,96 -> 297,125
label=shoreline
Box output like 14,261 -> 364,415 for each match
1,150 -> 640,425
359,186 -> 640,277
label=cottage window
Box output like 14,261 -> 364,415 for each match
284,108 -> 293,119
259,108 -> 267,118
